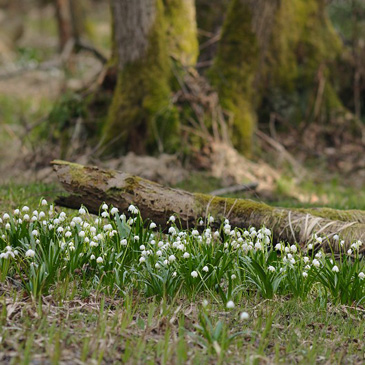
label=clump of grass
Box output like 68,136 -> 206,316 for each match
0,201 -> 364,305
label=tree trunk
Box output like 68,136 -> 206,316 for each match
101,0 -> 198,155
208,0 -> 344,156
51,160 -> 365,253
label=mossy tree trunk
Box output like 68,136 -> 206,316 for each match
52,160 -> 365,253
101,0 -> 198,155
208,0 -> 344,156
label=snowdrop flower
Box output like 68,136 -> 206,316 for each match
304,265 -> 311,270
303,256 -> 310,263
149,222 -> 157,229
202,299 -> 208,307
48,224 -> 53,230
3,213 -> 9,220
226,301 -> 235,309
340,240 -> 345,247
102,203 -> 108,210
168,227 -> 176,236
110,207 -> 119,215
191,271 -> 198,278
290,258 -> 295,265
90,241 -> 98,247
333,234 -> 339,241
231,274 -> 237,280
358,272 -> 365,280
284,247 -> 290,253
90,254 -> 95,260
22,206 -> 30,212
5,223 -> 10,230
202,266 -> 209,272
57,227 -> 64,233
332,265 -> 339,272
79,207 -> 86,215
31,216 -> 38,222
315,252 -> 322,258
79,231 -> 85,237
96,256 -> 103,264
39,211 -> 45,219
209,216 -> 214,223
26,249 -> 35,258
13,209 -> 20,216
312,259 -> 320,268
240,312 -> 249,320
120,239 -> 127,246
41,199 -> 47,206
275,243 -> 282,251
139,256 -> 146,263
307,244 -> 313,250
168,255 -> 176,262
199,220 -> 204,226
155,263 -> 161,269
290,245 -> 297,253
101,211 -> 109,218
139,245 -> 146,251
183,252 -> 190,259
268,266 -> 275,272
31,229 -> 39,236
302,272 -> 308,278
134,235 -> 139,241
192,229 -> 199,236
347,249 -> 353,255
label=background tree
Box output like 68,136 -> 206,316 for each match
101,0 -> 198,155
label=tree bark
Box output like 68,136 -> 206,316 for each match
102,0 -> 198,155
51,160 -> 365,253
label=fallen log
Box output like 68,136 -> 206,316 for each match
51,160 -> 365,252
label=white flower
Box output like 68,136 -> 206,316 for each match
156,250 -> 162,256
13,209 -> 20,216
226,300 -> 235,309
192,230 -> 199,236
268,266 -> 275,272
90,254 -> 95,260
104,224 -> 113,231
22,206 -> 30,212
307,244 -> 313,250
110,207 -> 119,215
333,234 -> 339,241
168,227 -> 176,235
134,235 -> 139,241
139,256 -> 146,263
209,216 -> 214,223
79,231 -> 86,237
26,249 -> 35,258
231,274 -> 237,280
41,199 -> 48,206
358,272 -> 365,280
163,259 -> 168,265
347,249 -> 353,255
312,259 -> 320,268
23,214 -> 30,221
102,203 -> 108,211
199,220 -> 204,226
57,227 -> 64,233
275,243 -> 282,251
302,272 -> 308,277
155,263 -> 161,269
39,212 -> 45,219
90,241 -> 98,247
303,256 -> 309,263
240,312 -> 249,320
183,252 -> 190,259
31,229 -> 39,237
332,265 -> 339,273
168,255 -> 176,262
169,215 -> 176,223
290,245 -> 297,253
202,299 -> 208,307
202,266 -> 209,272
96,256 -> 103,264
284,247 -> 290,253
3,213 -> 10,220
79,207 -> 86,215
149,222 -> 157,229
101,211 -> 109,218
191,271 -> 198,278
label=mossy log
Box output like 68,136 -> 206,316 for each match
52,160 -> 365,252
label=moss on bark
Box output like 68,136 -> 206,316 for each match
208,0 -> 258,156
102,0 -> 180,155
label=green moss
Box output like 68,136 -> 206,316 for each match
208,0 -> 259,156
164,0 -> 199,66
102,0 -> 180,155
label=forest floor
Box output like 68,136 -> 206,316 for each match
1,4 -> 365,364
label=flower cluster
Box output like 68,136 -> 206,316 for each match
0,201 -> 364,305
